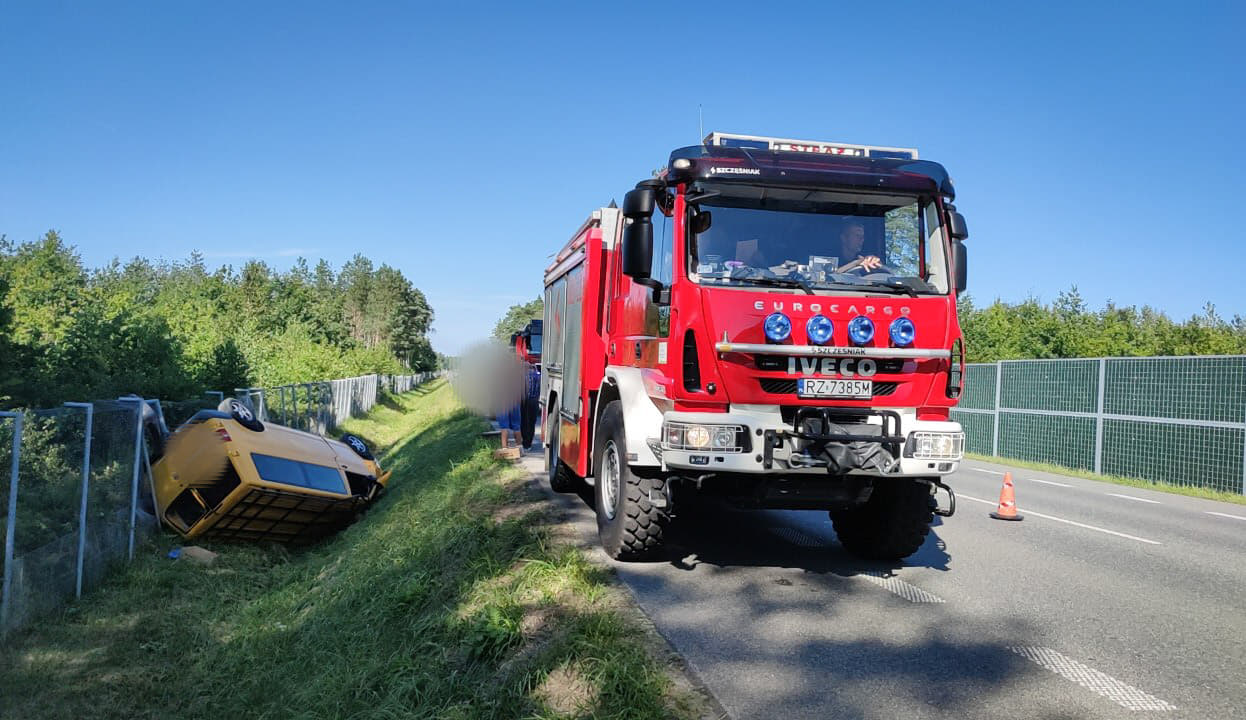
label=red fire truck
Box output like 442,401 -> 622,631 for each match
541,132 -> 967,561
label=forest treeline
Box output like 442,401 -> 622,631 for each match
959,288 -> 1246,362
0,231 -> 437,408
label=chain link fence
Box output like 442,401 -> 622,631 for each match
229,373 -> 433,435
951,356 -> 1246,495
1,372 -> 437,638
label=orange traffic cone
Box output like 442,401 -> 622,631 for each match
990,472 -> 1023,521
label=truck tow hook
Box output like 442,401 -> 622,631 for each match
930,478 -> 956,517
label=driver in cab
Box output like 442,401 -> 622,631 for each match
835,220 -> 882,273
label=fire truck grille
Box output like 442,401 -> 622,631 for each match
754,356 -> 906,374
758,379 -> 899,396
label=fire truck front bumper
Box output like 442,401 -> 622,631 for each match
651,406 -> 963,477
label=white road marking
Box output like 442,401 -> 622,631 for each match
1028,477 -> 1072,488
959,493 -> 1162,545
970,468 -> 1004,475
767,526 -> 825,548
1107,492 -> 1162,505
1009,646 -> 1176,711
1206,511 -> 1246,521
857,572 -> 944,603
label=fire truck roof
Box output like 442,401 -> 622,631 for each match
668,133 -> 955,200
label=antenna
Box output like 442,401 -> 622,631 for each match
698,104 -> 704,142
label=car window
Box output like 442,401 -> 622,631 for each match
251,453 -> 346,494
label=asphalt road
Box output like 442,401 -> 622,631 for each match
521,452 -> 1246,719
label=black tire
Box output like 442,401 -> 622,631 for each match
226,398 -> 264,432
593,402 -> 668,561
341,433 -> 374,460
830,478 -> 935,561
547,414 -> 578,493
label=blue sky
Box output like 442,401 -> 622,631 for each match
2,1 -> 1243,354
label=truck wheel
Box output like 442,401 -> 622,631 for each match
546,414 -> 578,493
593,402 -> 668,560
830,478 -> 935,561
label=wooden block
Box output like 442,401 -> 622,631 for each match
177,545 -> 219,566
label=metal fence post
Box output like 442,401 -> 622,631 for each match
1,412 -> 23,630
64,402 -> 94,598
992,363 -> 1002,457
120,398 -> 145,560
204,390 -> 224,406
1094,358 -> 1106,474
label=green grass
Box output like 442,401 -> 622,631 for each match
966,452 -> 1246,506
0,380 -> 707,719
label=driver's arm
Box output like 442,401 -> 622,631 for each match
837,255 -> 882,272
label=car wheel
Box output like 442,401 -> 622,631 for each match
341,433 -> 374,460
227,399 -> 264,432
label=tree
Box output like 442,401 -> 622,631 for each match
0,234 -> 440,409
492,297 -> 543,341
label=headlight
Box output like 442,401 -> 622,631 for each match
685,425 -> 711,448
906,431 -> 964,460
764,312 -> 792,342
662,421 -> 748,453
847,316 -> 874,344
806,314 -> 833,345
889,317 -> 915,346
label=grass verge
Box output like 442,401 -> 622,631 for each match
966,452 -> 1246,506
0,380 -> 712,719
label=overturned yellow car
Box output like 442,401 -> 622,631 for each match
149,399 -> 390,544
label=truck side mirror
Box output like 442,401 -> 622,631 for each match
622,217 -> 653,280
949,211 -> 969,241
954,240 -> 968,292
621,187 -> 655,218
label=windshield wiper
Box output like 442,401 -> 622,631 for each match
736,276 -> 815,295
858,279 -> 919,297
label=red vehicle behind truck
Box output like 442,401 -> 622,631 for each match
541,132 -> 968,561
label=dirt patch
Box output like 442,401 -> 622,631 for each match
534,663 -> 596,716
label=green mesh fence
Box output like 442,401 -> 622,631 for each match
959,363 -> 997,410
951,410 -> 994,455
1000,359 -> 1099,413
998,411 -> 1097,470
954,356 -> 1246,494
1104,357 -> 1246,423
1102,419 -> 1244,494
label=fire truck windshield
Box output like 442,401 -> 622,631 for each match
687,185 -> 950,295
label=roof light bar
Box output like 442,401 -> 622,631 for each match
703,132 -> 918,160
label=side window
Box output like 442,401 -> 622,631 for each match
883,203 -> 921,276
644,203 -> 673,338
649,205 -> 673,285
922,202 -> 950,293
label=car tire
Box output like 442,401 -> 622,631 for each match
547,414 -> 578,493
830,478 -> 935,561
593,401 -> 668,561
226,399 -> 264,432
341,433 -> 374,460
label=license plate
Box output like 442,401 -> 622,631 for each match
797,378 -> 872,399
